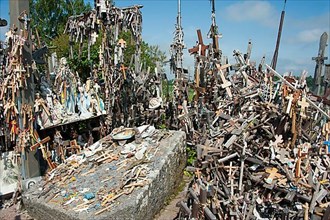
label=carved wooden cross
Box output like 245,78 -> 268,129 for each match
30,133 -> 56,170
188,29 -> 209,56
216,64 -> 232,98
295,143 -> 310,178
285,94 -> 294,114
298,97 -> 309,118
120,64 -> 128,80
91,31 -> 98,45
264,167 -> 283,184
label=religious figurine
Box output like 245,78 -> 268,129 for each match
52,95 -> 64,124
89,93 -> 101,115
54,57 -> 77,114
34,92 -> 51,129
77,81 -> 92,118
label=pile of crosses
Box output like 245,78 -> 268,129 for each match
172,13 -> 330,220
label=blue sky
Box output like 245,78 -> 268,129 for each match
1,0 -> 329,77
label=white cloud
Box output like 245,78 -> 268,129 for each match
297,28 -> 326,43
292,13 -> 330,30
224,1 -> 278,27
285,11 -> 329,44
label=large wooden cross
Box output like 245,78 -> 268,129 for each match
30,133 -> 56,170
188,29 -> 209,56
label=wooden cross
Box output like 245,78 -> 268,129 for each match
14,65 -> 26,88
216,64 -> 232,98
188,29 -> 209,56
298,97 -> 310,118
120,64 -> 128,80
295,143 -> 310,178
30,135 -> 51,151
285,94 -> 294,114
275,148 -> 292,165
67,140 -> 81,155
30,132 -> 56,170
91,31 -> 98,45
264,167 -> 283,184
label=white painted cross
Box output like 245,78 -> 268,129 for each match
298,97 -> 310,118
285,94 -> 294,114
91,31 -> 99,45
216,64 -> 232,98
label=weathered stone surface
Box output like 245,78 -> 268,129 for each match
23,130 -> 186,220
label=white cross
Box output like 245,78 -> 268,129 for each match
91,32 -> 98,45
285,94 -> 294,114
298,97 -> 310,118
217,64 -> 232,98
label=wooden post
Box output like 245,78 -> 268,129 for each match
10,0 -> 38,179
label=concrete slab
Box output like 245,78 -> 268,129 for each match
23,130 -> 186,220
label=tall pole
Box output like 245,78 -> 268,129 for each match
170,0 -> 186,105
271,0 -> 286,70
313,32 -> 328,95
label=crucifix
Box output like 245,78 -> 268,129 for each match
216,64 -> 232,98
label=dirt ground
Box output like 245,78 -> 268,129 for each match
154,175 -> 191,220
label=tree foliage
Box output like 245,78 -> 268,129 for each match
29,0 -> 166,80
29,0 -> 91,43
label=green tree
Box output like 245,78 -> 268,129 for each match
306,76 -> 314,90
29,0 -> 91,43
30,0 -> 166,80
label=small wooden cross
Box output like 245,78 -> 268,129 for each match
264,167 -> 283,184
188,29 -> 209,56
120,64 -> 128,80
298,97 -> 310,118
91,31 -> 98,45
216,64 -> 232,98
